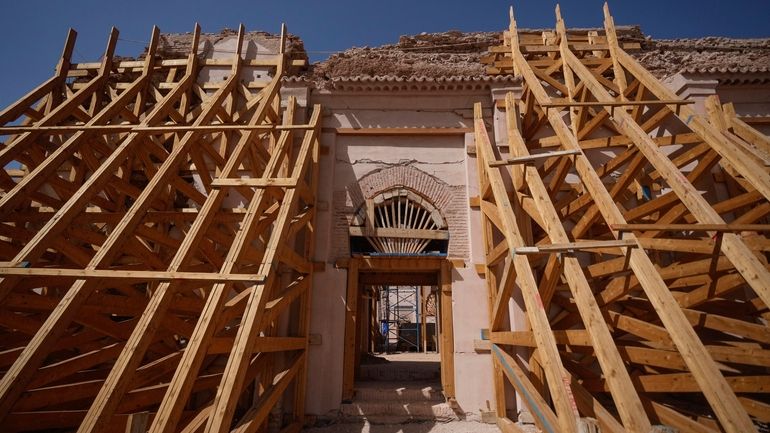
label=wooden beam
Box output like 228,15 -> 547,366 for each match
512,239 -> 637,255
210,178 -> 297,188
612,223 -> 770,233
0,267 -> 264,282
0,123 -> 314,134
327,127 -> 472,136
348,226 -> 450,240
488,149 -> 580,167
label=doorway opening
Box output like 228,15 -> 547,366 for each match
342,257 -> 455,403
360,281 -> 440,387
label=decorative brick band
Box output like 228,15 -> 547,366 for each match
332,165 -> 469,259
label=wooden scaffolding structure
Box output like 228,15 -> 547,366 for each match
0,23 -> 320,433
478,4 -> 770,433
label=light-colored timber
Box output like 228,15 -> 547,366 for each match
478,3 -> 770,433
0,4 -> 768,433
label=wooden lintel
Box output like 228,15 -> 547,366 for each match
348,226 -> 450,240
326,127 -> 472,136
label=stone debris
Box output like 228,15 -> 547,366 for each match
150,27 -> 770,85
636,36 -> 770,77
309,31 -> 499,82
141,28 -> 307,61
304,28 -> 770,83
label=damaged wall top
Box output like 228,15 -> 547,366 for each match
152,26 -> 770,84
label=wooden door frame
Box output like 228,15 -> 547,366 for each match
339,256 -> 455,401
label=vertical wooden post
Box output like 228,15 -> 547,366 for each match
420,286 -> 428,353
341,258 -> 359,401
124,412 -> 149,433
439,260 -> 455,399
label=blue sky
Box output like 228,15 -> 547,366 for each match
1,0 -> 768,108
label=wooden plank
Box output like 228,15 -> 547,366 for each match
540,99 -> 692,109
492,344 -> 561,433
0,123 -> 313,134
512,239 -> 637,254
488,149 -> 580,167
327,127 -> 472,136
348,226 -> 450,240
439,260 -> 455,399
0,267 -> 264,282
346,256 -> 445,272
230,354 -> 305,433
612,223 -> 770,233
210,177 -> 297,188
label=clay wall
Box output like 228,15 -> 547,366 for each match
301,82 -> 507,420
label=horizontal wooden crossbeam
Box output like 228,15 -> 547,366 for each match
541,100 -> 694,109
0,267 -> 266,282
211,178 -> 298,188
512,239 -> 638,255
348,226 -> 450,240
325,127 -> 473,136
0,123 -> 314,135
489,149 -> 580,167
612,223 -> 770,233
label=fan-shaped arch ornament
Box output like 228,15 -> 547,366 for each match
349,188 -> 449,254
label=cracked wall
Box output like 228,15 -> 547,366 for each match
304,86 -> 499,419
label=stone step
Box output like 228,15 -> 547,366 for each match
353,382 -> 445,402
339,401 -> 460,424
358,366 -> 440,382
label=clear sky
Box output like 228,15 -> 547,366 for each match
1,0 -> 768,108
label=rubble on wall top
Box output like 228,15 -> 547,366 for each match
306,28 -> 770,85
635,37 -> 770,78
153,27 -> 770,85
144,28 -> 307,61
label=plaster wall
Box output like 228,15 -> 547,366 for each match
303,87 -> 500,419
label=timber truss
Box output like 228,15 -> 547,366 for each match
477,4 -> 770,433
0,23 -> 320,433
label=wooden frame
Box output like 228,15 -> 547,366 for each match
0,23 -> 320,433
340,256 -> 455,402
479,4 -> 770,433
